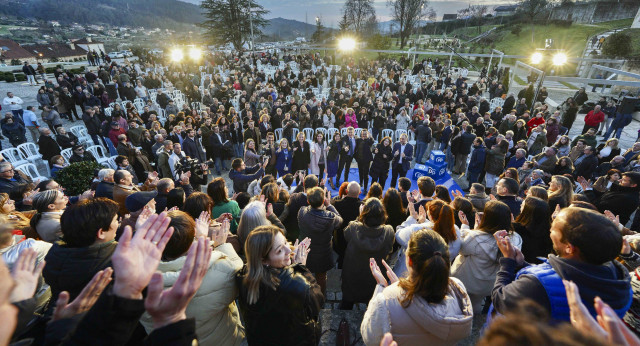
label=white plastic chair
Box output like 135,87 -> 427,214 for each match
61,148 -> 72,163
104,107 -> 113,117
315,128 -> 327,138
303,128 -> 314,142
15,163 -> 47,182
326,128 -> 338,142
340,127 -> 348,137
291,128 -> 299,141
105,156 -> 118,169
86,145 -> 111,166
382,129 -> 394,141
354,128 -> 363,137
274,128 -> 283,142
395,129 -> 408,141
17,143 -> 43,165
0,148 -> 28,167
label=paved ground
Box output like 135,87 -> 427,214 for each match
2,78 -> 638,345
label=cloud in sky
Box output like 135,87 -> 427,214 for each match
257,0 -> 513,26
181,0 -> 514,27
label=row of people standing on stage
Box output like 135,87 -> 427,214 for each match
245,126 -> 414,192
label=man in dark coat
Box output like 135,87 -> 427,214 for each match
332,182 -> 363,268
0,162 -> 31,194
82,107 -> 102,146
37,128 -> 61,166
390,133 -> 414,189
572,146 -> 599,180
581,172 -> 640,226
94,168 -> 115,199
453,125 -> 476,174
279,174 -> 318,242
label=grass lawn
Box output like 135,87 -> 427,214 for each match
513,75 -> 527,85
559,81 -> 579,89
450,25 -> 502,38
485,18 -> 633,58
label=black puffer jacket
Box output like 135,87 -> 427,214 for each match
43,240 -> 116,312
369,144 -> 392,177
297,205 -> 343,273
236,264 -> 324,345
586,183 -> 640,225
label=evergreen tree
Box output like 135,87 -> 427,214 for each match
200,0 -> 269,50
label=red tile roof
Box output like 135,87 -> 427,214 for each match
23,43 -> 88,59
0,38 -> 35,60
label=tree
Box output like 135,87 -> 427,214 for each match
199,0 -> 269,50
387,0 -> 430,48
516,0 -> 549,43
368,33 -> 392,57
601,32 -> 633,58
311,17 -> 326,43
342,0 -> 376,36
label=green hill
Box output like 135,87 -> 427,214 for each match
478,18 -> 634,58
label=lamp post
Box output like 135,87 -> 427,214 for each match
248,4 -> 254,54
529,49 -> 567,114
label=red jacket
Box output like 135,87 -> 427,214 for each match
584,110 -> 605,127
526,117 -> 545,136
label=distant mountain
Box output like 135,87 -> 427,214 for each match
0,0 -> 203,29
262,17 -> 321,40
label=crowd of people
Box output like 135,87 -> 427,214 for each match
0,49 -> 639,345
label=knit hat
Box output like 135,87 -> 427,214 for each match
125,191 -> 158,213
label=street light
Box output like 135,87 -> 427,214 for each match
552,52 -> 567,66
188,47 -> 202,61
170,48 -> 183,62
338,37 -> 356,51
531,52 -> 543,65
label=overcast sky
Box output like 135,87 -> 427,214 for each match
182,0 -> 514,26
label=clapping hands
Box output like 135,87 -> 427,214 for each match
369,258 -> 398,287
292,237 -> 311,265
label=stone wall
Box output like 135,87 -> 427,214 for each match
549,2 -> 640,24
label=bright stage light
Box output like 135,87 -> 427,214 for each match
188,47 -> 203,61
338,37 -> 357,51
170,49 -> 184,62
552,52 -> 567,66
531,52 -> 543,64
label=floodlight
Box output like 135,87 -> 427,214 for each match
188,47 -> 203,61
170,48 -> 183,62
338,37 -> 357,51
531,52 -> 543,64
552,52 -> 567,66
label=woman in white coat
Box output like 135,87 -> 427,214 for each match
361,229 -> 473,346
395,108 -> 411,131
323,108 -> 335,129
309,132 -> 328,181
451,200 -> 522,314
139,211 -> 245,346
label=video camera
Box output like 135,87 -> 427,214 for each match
175,157 -> 214,176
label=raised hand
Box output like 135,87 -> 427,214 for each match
145,237 -> 212,330
23,188 -> 40,205
112,212 -> 174,299
417,206 -> 427,224
194,211 -> 211,239
369,258 -> 388,287
381,259 -> 399,285
604,210 -> 620,228
212,219 -> 230,247
458,210 -> 469,226
135,206 -> 155,231
293,237 -> 311,265
52,268 -> 113,321
408,201 -> 418,220
9,249 -> 46,303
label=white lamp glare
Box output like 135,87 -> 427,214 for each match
189,47 -> 202,61
531,52 -> 543,64
552,52 -> 567,66
170,49 -> 183,62
338,37 -> 356,51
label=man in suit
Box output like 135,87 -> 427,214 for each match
332,181 -> 362,268
167,125 -> 184,146
279,174 -> 319,242
390,133 -> 414,189
337,126 -> 357,186
243,119 -> 261,151
182,128 -> 206,163
209,125 -> 229,175
573,146 -> 599,180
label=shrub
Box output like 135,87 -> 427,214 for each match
15,74 -> 26,81
511,26 -> 522,37
10,59 -> 21,66
602,32 -> 633,58
3,73 -> 15,83
56,161 -> 102,196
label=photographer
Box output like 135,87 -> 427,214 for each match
229,157 -> 267,193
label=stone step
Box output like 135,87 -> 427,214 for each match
320,309 -> 366,345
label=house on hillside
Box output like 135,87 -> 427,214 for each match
72,37 -> 105,54
0,38 -> 36,64
23,43 -> 87,62
442,14 -> 458,22
494,5 -> 518,17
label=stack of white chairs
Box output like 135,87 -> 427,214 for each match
86,145 -> 111,166
15,163 -> 47,182
0,148 -> 28,167
61,148 -> 73,163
